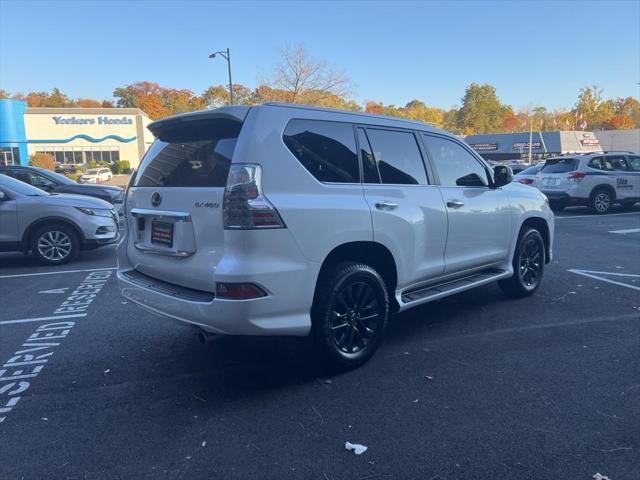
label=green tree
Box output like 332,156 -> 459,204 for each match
456,83 -> 511,134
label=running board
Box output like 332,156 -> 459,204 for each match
400,268 -> 510,307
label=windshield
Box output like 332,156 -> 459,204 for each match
518,165 -> 542,176
0,173 -> 50,196
86,169 -> 100,175
32,167 -> 75,185
541,158 -> 578,173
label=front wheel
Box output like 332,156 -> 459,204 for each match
312,262 -> 389,370
30,224 -> 79,265
499,228 -> 545,298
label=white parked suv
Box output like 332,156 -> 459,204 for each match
532,152 -> 640,213
79,167 -> 113,184
117,104 -> 554,369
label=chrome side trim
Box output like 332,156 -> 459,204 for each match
130,208 -> 192,222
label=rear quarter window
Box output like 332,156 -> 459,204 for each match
283,119 -> 359,183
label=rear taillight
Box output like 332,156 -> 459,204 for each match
223,164 -> 285,229
216,282 -> 267,299
567,171 -> 587,182
518,178 -> 534,185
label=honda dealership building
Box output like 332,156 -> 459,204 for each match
0,99 -> 154,168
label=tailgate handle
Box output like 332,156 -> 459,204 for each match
375,200 -> 398,210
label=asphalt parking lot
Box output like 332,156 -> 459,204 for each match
1,206 -> 639,480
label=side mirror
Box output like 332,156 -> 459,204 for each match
0,191 -> 5,201
493,165 -> 513,188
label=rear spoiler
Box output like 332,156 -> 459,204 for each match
148,106 -> 251,142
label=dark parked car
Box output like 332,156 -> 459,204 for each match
0,165 -> 124,206
55,163 -> 78,174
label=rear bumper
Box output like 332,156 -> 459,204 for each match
116,229 -> 319,337
541,191 -> 586,205
117,268 -> 313,336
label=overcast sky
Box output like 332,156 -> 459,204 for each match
1,0 -> 638,110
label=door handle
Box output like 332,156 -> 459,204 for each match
446,200 -> 465,208
375,200 -> 399,210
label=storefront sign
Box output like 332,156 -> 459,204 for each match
469,143 -> 498,151
512,142 -> 541,150
52,116 -> 133,126
580,138 -> 600,146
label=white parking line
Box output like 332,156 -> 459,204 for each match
556,212 -> 640,219
0,313 -> 87,326
568,269 -> 640,291
0,267 -> 116,279
609,228 -> 640,234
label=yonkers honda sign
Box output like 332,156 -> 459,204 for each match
52,116 -> 133,126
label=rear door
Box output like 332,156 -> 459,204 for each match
607,155 -> 634,200
421,133 -> 512,274
357,126 -> 447,289
125,114 -> 246,292
626,155 -> 640,198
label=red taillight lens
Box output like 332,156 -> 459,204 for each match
567,171 -> 586,181
518,178 -> 534,185
216,283 -> 267,299
223,164 -> 286,229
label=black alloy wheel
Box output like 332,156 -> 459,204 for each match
499,228 -> 545,298
313,262 -> 389,370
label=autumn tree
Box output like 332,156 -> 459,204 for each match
76,98 -> 102,108
0,90 -> 9,99
265,43 -> 352,105
456,83 -> 511,134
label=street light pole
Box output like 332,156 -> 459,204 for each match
209,48 -> 234,105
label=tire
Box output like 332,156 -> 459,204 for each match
589,188 -> 613,214
312,262 -> 389,371
499,228 -> 545,298
30,224 -> 79,265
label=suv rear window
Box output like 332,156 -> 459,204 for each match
134,118 -> 241,187
541,158 -> 577,173
283,119 -> 359,183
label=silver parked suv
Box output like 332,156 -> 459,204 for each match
117,103 -> 554,369
0,174 -> 119,264
533,152 -> 640,213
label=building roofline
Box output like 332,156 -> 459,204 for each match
25,107 -> 149,117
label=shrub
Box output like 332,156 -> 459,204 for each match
114,160 -> 131,175
29,153 -> 55,171
110,163 -> 120,174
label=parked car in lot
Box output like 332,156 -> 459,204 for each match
513,164 -> 544,185
55,163 -> 77,174
117,103 -> 554,369
78,167 -> 113,184
532,152 -> 640,213
0,165 -> 124,207
0,174 -> 119,264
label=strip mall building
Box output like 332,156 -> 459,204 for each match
0,99 -> 154,168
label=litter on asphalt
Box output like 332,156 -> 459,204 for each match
345,442 -> 368,455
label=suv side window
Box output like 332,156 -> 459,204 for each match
609,156 -> 629,171
283,119 -> 359,183
627,156 -> 640,172
365,128 -> 427,185
356,128 -> 380,183
588,157 -> 608,170
423,135 -> 488,187
11,171 -> 55,189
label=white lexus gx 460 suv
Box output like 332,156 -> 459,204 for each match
117,103 -> 554,369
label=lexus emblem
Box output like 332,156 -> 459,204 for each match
151,192 -> 162,207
